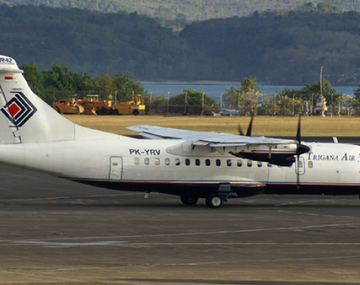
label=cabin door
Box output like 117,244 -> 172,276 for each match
109,157 -> 123,181
295,156 -> 306,176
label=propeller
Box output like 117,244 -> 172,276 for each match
295,115 -> 310,187
235,114 -> 309,171
238,114 -> 254,136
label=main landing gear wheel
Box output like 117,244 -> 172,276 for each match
206,194 -> 223,208
180,195 -> 198,206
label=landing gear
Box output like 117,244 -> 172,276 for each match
180,195 -> 198,206
206,193 -> 223,208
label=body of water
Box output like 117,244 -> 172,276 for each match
143,83 -> 358,101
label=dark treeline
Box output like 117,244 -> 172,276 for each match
2,3 -> 360,84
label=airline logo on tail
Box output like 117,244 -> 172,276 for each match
1,92 -> 37,127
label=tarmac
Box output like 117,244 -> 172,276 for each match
1,160 -> 360,285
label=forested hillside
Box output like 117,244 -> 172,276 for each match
0,5 -> 216,80
2,0 -> 360,21
1,3 -> 360,84
179,2 -> 360,84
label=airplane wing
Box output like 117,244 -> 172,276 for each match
127,125 -> 295,146
126,125 -> 308,166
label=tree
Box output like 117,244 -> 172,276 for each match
277,78 -> 341,110
222,77 -> 261,115
41,63 -> 94,92
169,89 -> 216,106
113,73 -> 146,102
352,85 -> 360,114
168,89 -> 216,115
41,63 -> 75,91
94,74 -> 116,100
275,94 -> 303,116
20,62 -> 42,93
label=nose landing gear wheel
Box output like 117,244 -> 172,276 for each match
206,194 -> 223,208
180,195 -> 198,206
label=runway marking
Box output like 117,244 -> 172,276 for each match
278,209 -> 360,220
3,241 -> 360,248
0,223 -> 356,243
275,198 -> 336,206
9,240 -> 151,248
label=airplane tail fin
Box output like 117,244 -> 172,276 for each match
0,55 -> 118,144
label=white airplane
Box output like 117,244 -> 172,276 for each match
1,55 -> 360,208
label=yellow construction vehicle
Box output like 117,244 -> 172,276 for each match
82,95 -> 112,115
53,99 -> 84,114
112,94 -> 145,115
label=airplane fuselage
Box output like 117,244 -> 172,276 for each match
1,139 -> 359,198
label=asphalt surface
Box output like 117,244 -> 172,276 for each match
1,143 -> 360,284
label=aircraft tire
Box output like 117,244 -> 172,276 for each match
180,195 -> 198,206
206,194 -> 223,208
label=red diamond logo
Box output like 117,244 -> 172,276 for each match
1,92 -> 37,127
7,103 -> 20,116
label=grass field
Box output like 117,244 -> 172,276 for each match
63,115 -> 360,137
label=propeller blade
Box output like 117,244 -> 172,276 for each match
294,114 -> 310,187
238,124 -> 245,136
296,114 -> 301,144
246,115 -> 254,136
295,115 -> 310,155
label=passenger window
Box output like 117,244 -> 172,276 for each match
257,161 -> 262,167
186,159 -> 190,166
308,161 -> 313,168
144,158 -> 149,165
237,160 -> 242,167
165,158 -> 170,165
196,159 -> 200,166
175,158 -> 180,166
298,161 -> 303,168
206,159 -> 211,166
155,158 -> 160,165
267,163 -> 272,167
134,157 -> 140,165
216,159 -> 221,166
227,159 -> 232,167
247,160 -> 252,167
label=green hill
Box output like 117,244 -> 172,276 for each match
1,3 -> 360,85
0,5 -> 215,80
179,2 -> 360,85
1,0 -> 360,21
